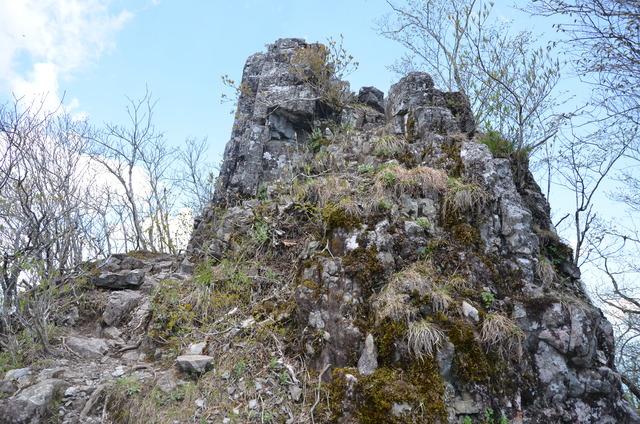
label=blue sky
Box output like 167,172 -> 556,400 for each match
0,0 -> 560,165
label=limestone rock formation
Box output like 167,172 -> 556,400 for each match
190,39 -> 639,423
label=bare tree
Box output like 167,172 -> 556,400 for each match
88,88 -> 161,251
554,124 -> 634,266
530,0 -> 640,126
0,96 -> 95,353
378,0 -> 565,152
177,137 -> 215,213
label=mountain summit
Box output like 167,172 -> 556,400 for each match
1,38 -> 637,424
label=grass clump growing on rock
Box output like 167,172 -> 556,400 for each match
407,319 -> 445,359
478,130 -> 515,158
374,164 -> 448,198
373,134 -> 406,158
480,313 -> 525,359
443,178 -> 488,218
321,202 -> 361,231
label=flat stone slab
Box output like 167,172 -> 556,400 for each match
93,269 -> 145,289
176,355 -> 214,374
66,336 -> 109,359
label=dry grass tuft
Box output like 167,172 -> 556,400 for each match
373,134 -> 407,158
429,287 -> 453,313
536,256 -> 556,286
407,319 -> 446,359
480,313 -> 524,359
443,178 -> 488,217
373,261 -> 437,322
374,164 -> 448,199
374,287 -> 416,323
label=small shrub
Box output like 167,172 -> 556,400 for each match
289,36 -> 358,108
115,376 -> 142,397
479,130 -> 515,158
193,261 -> 214,287
233,360 -> 247,377
416,217 -> 431,229
309,127 -> 330,153
251,219 -> 271,246
358,163 -> 375,174
481,291 -> 495,309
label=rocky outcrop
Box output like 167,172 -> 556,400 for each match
188,39 -> 638,423
211,38 -> 336,205
4,39 -> 637,424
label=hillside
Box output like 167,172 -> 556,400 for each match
0,38 -> 638,424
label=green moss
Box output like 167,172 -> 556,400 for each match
447,320 -> 492,383
372,319 -> 407,366
440,140 -> 463,176
321,202 -> 361,231
342,246 -> 384,297
322,367 -> 351,422
405,111 -> 417,142
355,363 -> 447,424
452,223 -> 481,246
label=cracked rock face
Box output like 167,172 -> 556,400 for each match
188,39 -> 640,424
211,38 -> 338,205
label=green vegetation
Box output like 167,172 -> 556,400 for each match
416,217 -> 431,229
342,246 -> 384,297
447,319 -> 493,384
321,202 -> 361,231
481,291 -> 495,309
289,36 -> 358,108
479,130 -> 515,158
309,127 -> 330,153
443,178 -> 488,220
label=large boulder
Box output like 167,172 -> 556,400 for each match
65,337 -> 109,359
102,290 -> 142,326
386,71 -> 475,136
211,38 -> 339,205
0,378 -> 68,423
175,355 -> 215,374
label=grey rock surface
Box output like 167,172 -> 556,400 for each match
66,336 -> 109,359
93,269 -> 145,289
357,333 -> 378,376
102,290 -> 142,326
175,355 -> 215,374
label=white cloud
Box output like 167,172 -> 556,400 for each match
0,0 -> 133,111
